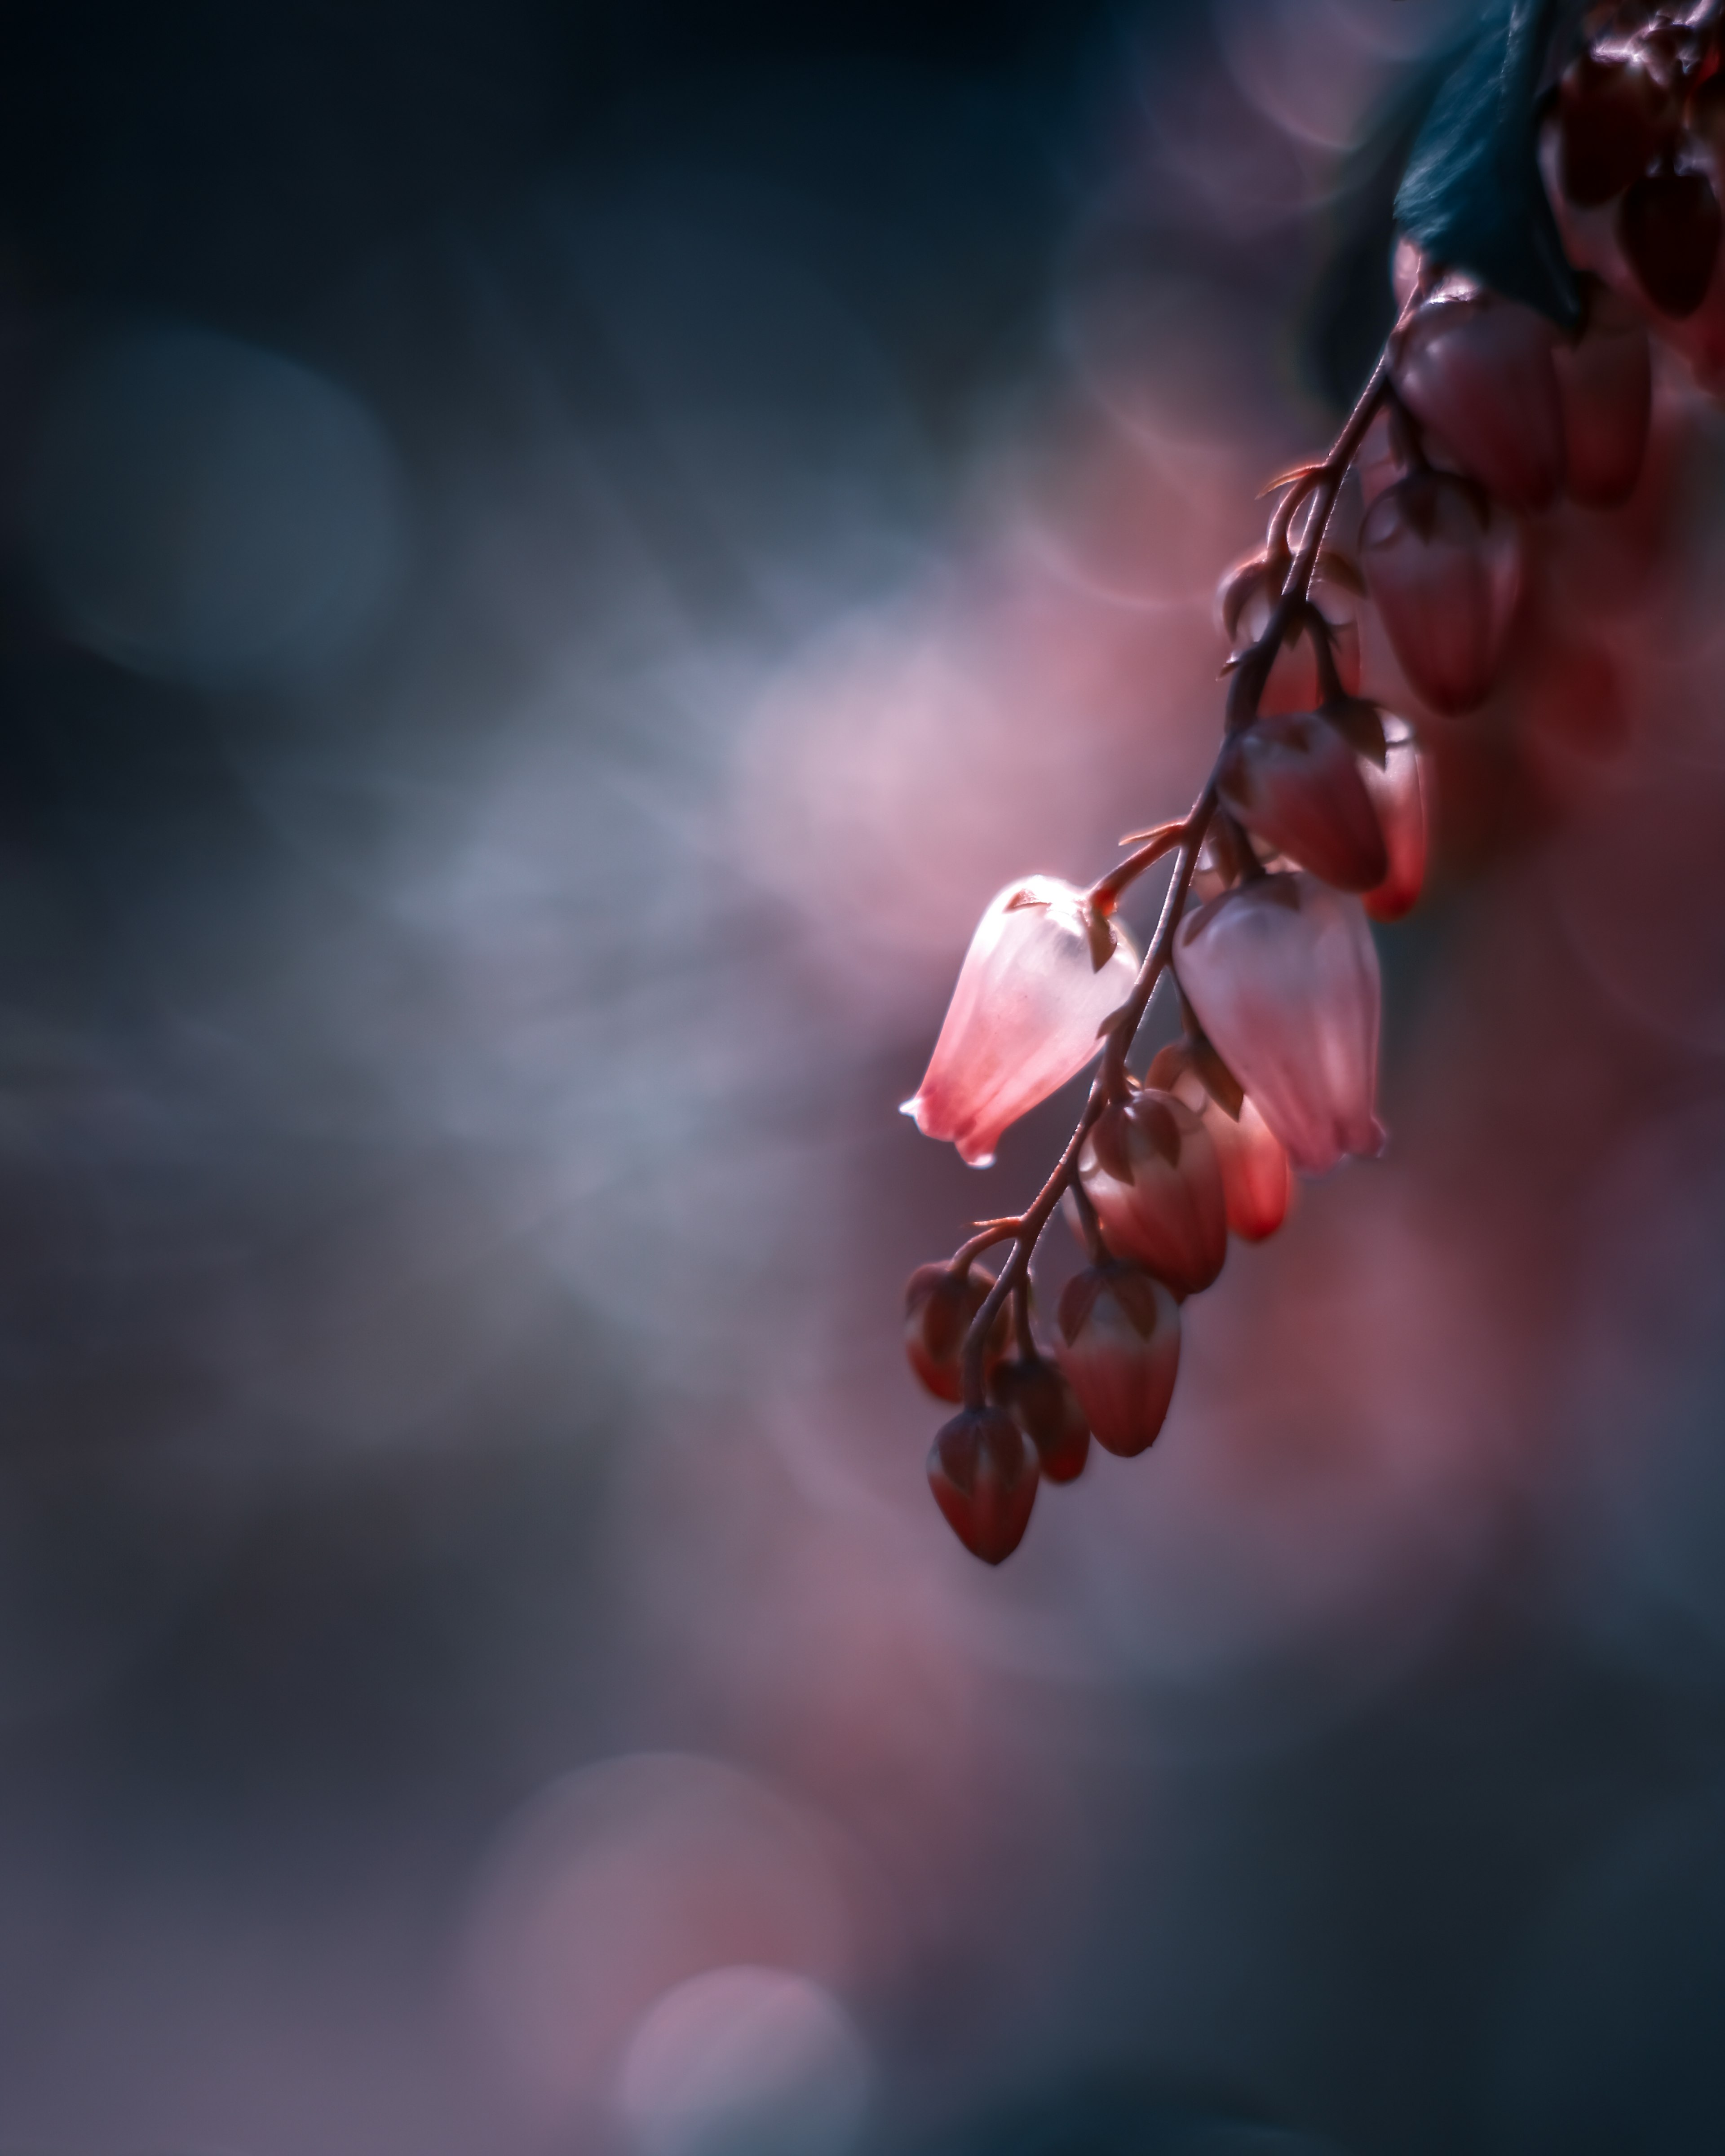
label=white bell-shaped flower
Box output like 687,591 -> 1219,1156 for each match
903,876 -> 1140,1168
1173,873 -> 1383,1176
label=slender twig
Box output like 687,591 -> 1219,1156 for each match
1088,822 -> 1185,917
952,334 -> 1401,1413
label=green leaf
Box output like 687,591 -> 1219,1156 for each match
1394,0 -> 1581,329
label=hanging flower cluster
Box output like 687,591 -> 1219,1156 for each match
899,0 -> 1716,1564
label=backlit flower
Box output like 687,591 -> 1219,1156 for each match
902,876 -> 1140,1168
1174,873 -> 1383,1176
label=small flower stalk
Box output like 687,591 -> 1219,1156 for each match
896,0 -> 1725,1561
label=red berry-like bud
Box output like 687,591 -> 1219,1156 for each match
1174,874 -> 1382,1178
1361,471 -> 1520,716
1391,296 -> 1565,512
989,1354 -> 1090,1483
1359,715 -> 1429,924
1146,1043 -> 1291,1243
1619,167 -> 1722,318
1225,571 -> 1362,719
902,876 -> 1141,1168
904,1263 -> 1008,1404
1559,50 -> 1677,208
1554,284 -> 1652,506
1077,1090 -> 1227,1296
1055,1264 -> 1181,1458
927,1406 -> 1039,1564
1217,710 -> 1389,894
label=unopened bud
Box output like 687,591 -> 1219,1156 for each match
1146,1042 -> 1291,1243
1391,295 -> 1566,512
1217,710 -> 1389,894
989,1354 -> 1091,1484
1361,471 -> 1520,716
1077,1091 -> 1226,1296
904,1263 -> 1008,1404
927,1406 -> 1039,1564
1360,715 -> 1429,924
1055,1263 -> 1181,1458
1554,282 -> 1651,508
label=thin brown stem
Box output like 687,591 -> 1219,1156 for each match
950,1219 -> 1022,1272
960,782 -> 1218,1408
954,330 -> 1401,1412
1088,822 -> 1185,917
1227,347 -> 1393,731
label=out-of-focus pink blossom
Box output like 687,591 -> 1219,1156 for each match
1174,873 -> 1383,1176
902,876 -> 1140,1168
1543,119 -> 1725,391
1553,286 -> 1652,508
1077,1089 -> 1226,1295
1391,295 -> 1566,512
1361,716 -> 1429,925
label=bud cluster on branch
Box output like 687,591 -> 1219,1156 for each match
898,0 -> 1722,1564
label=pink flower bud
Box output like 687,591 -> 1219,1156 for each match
1077,1090 -> 1226,1296
903,1263 -> 1010,1404
989,1354 -> 1090,1483
902,877 -> 1141,1167
1217,711 -> 1389,894
927,1406 -> 1039,1564
1361,472 -> 1520,715
1225,570 -> 1361,718
1173,874 -> 1383,1177
1360,715 -> 1429,924
1147,1043 -> 1291,1243
1055,1264 -> 1181,1458
1390,296 -> 1566,512
1554,287 -> 1652,507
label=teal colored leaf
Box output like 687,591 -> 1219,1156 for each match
1395,0 -> 1582,328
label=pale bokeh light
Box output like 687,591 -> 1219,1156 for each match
618,1965 -> 871,2156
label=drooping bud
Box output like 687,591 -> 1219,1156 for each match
1146,1042 -> 1291,1243
1359,715 -> 1429,924
904,1263 -> 1009,1404
989,1354 -> 1091,1484
1076,1090 -> 1226,1297
1619,167 -> 1722,319
1553,283 -> 1652,507
902,876 -> 1141,1168
1390,296 -> 1565,512
927,1406 -> 1039,1564
1558,49 -> 1677,208
1224,563 -> 1362,719
1055,1264 -> 1181,1458
1361,471 -> 1520,715
1216,710 -> 1389,894
1173,874 -> 1383,1177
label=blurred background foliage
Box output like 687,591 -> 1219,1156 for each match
3,3 -> 1725,2153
